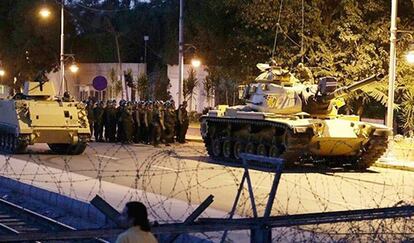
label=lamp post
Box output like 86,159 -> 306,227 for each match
386,0 -> 398,132
144,35 -> 149,75
40,0 -> 66,96
178,0 -> 184,105
59,0 -> 65,96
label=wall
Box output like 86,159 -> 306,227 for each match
47,63 -> 146,101
168,64 -> 214,113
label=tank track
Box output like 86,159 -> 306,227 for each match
201,117 -> 388,170
354,135 -> 388,170
201,117 -> 309,166
0,132 -> 28,154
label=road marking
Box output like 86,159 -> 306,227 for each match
153,165 -> 179,172
95,155 -> 120,160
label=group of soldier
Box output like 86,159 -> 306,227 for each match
85,99 -> 189,147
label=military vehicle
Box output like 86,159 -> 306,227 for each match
200,62 -> 391,169
0,80 -> 90,154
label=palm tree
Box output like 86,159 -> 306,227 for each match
183,68 -> 198,110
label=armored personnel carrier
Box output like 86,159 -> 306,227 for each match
200,62 -> 391,169
0,80 -> 90,154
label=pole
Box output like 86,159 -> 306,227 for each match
387,0 -> 398,132
178,0 -> 184,105
60,0 -> 65,96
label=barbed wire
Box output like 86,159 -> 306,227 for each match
0,141 -> 413,242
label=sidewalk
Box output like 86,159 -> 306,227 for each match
374,158 -> 414,172
186,125 -> 203,142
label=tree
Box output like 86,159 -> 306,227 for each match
183,68 -> 198,110
203,71 -> 215,107
0,0 -> 68,88
109,67 -> 122,99
137,73 -> 149,100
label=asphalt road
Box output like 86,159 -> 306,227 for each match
9,141 -> 414,218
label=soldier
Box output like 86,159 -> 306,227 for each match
296,63 -> 314,84
177,101 -> 189,143
139,101 -> 148,143
163,101 -> 176,145
132,102 -> 141,143
117,100 -> 126,143
86,100 -> 95,141
93,101 -> 105,142
145,101 -> 154,144
104,100 -> 117,142
151,101 -> 165,147
122,102 -> 134,144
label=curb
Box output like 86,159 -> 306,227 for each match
373,162 -> 414,172
186,137 -> 203,143
0,176 -> 108,226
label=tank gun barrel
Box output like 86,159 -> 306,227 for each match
325,73 -> 384,100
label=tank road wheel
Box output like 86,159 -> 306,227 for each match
211,139 -> 222,157
233,141 -> 245,160
5,134 -> 13,153
0,133 -> 4,149
245,142 -> 256,155
257,144 -> 268,157
269,145 -> 283,158
222,139 -> 233,159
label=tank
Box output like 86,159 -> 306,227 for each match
0,80 -> 90,154
200,61 -> 391,169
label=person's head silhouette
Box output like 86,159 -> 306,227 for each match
121,201 -> 151,232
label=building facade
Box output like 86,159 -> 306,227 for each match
168,64 -> 214,113
47,63 -> 146,101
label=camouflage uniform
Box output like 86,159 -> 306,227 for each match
132,102 -> 141,143
116,100 -> 126,142
177,101 -> 189,143
146,103 -> 154,144
93,101 -> 105,142
86,101 -> 95,140
151,102 -> 165,147
140,102 -> 149,143
163,102 -> 176,144
104,100 -> 117,142
296,63 -> 314,84
122,102 -> 134,144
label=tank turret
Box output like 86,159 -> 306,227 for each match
303,73 -> 384,116
315,73 -> 384,102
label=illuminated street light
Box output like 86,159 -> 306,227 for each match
406,51 -> 414,64
69,62 -> 79,73
191,58 -> 201,68
0,69 -> 5,77
39,1 -> 66,97
39,7 -> 51,19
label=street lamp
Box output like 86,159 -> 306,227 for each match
178,0 -> 184,105
39,0 -> 66,96
386,0 -> 398,132
69,62 -> 79,74
39,7 -> 51,18
406,43 -> 414,64
191,58 -> 201,68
